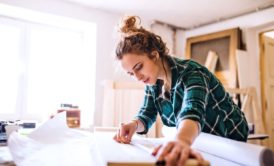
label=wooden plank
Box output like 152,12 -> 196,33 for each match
108,159 -> 208,166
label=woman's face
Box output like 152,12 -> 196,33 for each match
120,53 -> 161,85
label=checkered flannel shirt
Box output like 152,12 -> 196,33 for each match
135,55 -> 248,141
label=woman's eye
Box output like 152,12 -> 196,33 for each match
135,64 -> 143,71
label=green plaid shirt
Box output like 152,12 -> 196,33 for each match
136,55 -> 248,141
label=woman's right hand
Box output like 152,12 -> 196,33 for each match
113,121 -> 137,144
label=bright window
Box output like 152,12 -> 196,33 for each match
0,23 -> 21,116
0,4 -> 96,128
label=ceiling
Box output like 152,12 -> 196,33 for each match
65,0 -> 274,30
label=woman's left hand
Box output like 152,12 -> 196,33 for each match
152,140 -> 205,166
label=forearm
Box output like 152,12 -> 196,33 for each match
176,119 -> 200,145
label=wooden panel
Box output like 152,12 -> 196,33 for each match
267,40 -> 274,77
260,34 -> 274,150
102,80 -> 157,138
236,50 -> 249,88
185,28 -> 241,88
270,86 -> 274,122
191,37 -> 230,71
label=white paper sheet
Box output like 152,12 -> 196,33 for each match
94,132 -> 157,165
7,115 -> 274,166
8,112 -> 97,166
0,146 -> 13,163
192,133 -> 274,166
94,131 -> 244,166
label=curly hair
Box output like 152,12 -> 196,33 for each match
115,16 -> 169,60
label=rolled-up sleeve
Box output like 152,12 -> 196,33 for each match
135,86 -> 158,134
176,71 -> 209,131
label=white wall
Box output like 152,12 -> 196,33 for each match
151,24 -> 174,54
183,8 -> 274,38
147,23 -> 186,58
176,30 -> 186,58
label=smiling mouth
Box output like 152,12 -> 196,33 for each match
143,78 -> 149,83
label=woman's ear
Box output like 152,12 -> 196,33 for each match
151,51 -> 160,62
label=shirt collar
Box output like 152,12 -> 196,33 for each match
150,55 -> 180,91
165,55 -> 179,90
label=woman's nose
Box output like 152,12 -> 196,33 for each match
134,72 -> 143,81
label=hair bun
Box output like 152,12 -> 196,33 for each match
119,16 -> 140,34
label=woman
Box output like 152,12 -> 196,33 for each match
113,16 -> 249,166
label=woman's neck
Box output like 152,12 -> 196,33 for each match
158,57 -> 171,90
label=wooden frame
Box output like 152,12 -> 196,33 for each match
259,31 -> 274,150
186,28 -> 241,88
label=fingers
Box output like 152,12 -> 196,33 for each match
178,147 -> 190,166
152,145 -> 162,156
190,149 -> 209,166
119,123 -> 127,143
126,126 -> 135,143
113,133 -> 117,141
113,128 -> 122,143
153,145 -> 166,166
190,149 -> 203,161
164,146 -> 181,166
156,142 -> 190,166
157,142 -> 174,161
113,122 -> 136,144
155,141 -> 205,166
